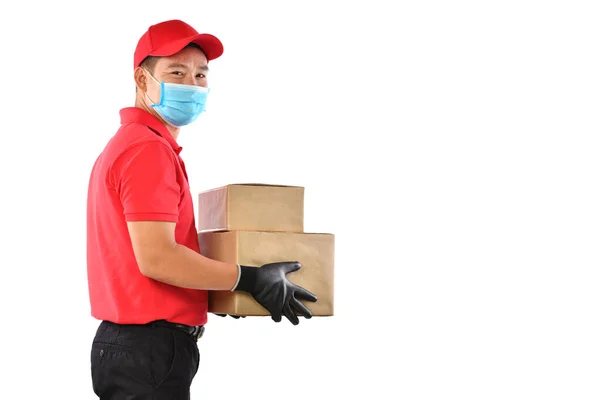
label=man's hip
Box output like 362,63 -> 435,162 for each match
90,319 -> 202,399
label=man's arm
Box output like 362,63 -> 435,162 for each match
128,220 -> 317,325
114,141 -> 316,324
127,220 -> 239,291
114,141 -> 239,291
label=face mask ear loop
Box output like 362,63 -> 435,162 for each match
142,68 -> 163,106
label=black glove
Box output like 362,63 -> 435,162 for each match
215,314 -> 245,319
234,261 -> 317,325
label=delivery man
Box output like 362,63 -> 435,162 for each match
86,19 -> 317,399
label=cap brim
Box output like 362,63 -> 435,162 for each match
150,33 -> 224,61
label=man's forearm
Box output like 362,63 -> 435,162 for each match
144,244 -> 240,291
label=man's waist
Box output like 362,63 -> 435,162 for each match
149,319 -> 205,341
99,318 -> 205,342
90,287 -> 208,322
91,301 -> 208,327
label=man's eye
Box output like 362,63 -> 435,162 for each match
171,71 -> 183,76
196,74 -> 206,78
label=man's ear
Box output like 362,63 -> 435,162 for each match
134,67 -> 147,92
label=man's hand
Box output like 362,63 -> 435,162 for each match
233,261 -> 317,325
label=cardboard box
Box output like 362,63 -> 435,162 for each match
198,230 -> 334,316
197,184 -> 304,233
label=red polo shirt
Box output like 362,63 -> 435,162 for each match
86,107 -> 207,326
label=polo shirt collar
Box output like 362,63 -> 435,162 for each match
119,107 -> 183,154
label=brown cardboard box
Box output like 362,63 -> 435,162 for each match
197,184 -> 304,233
198,230 -> 334,316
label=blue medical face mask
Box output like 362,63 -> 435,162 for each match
144,69 -> 210,127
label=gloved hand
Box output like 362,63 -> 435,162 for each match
233,261 -> 317,325
215,314 -> 245,319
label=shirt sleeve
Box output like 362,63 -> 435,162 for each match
113,141 -> 181,222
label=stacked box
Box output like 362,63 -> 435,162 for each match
196,183 -> 304,233
197,183 -> 335,316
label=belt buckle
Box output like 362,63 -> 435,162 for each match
193,325 -> 205,341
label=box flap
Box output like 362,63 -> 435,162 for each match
198,183 -> 304,194
197,185 -> 228,194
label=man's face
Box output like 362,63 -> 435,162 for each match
145,45 -> 209,104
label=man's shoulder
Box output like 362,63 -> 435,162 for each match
117,120 -> 170,146
105,122 -> 172,160
91,124 -> 173,182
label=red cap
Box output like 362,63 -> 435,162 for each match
134,19 -> 224,69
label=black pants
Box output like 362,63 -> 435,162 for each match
90,320 -> 200,399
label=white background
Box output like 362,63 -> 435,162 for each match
1,0 -> 599,399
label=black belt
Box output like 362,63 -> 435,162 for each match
151,320 -> 205,341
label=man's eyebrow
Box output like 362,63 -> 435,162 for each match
166,63 -> 209,71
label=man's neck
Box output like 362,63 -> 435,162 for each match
134,97 -> 180,140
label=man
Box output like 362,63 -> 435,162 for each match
86,19 -> 317,399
